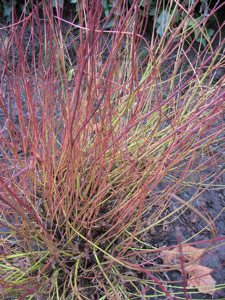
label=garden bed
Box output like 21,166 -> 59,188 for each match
0,1 -> 225,299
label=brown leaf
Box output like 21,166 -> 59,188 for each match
190,211 -> 199,223
161,245 -> 216,296
185,264 -> 216,295
162,245 -> 205,265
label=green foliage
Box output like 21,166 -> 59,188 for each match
156,9 -> 173,37
151,0 -> 212,47
1,0 -> 17,23
1,0 -> 214,46
184,15 -> 214,47
52,0 -> 64,8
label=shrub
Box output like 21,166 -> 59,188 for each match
0,0 -> 225,299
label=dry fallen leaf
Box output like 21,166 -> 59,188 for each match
185,264 -> 216,296
162,245 -> 205,265
161,245 -> 216,296
190,211 -> 199,223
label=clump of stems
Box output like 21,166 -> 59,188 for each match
0,0 -> 224,299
